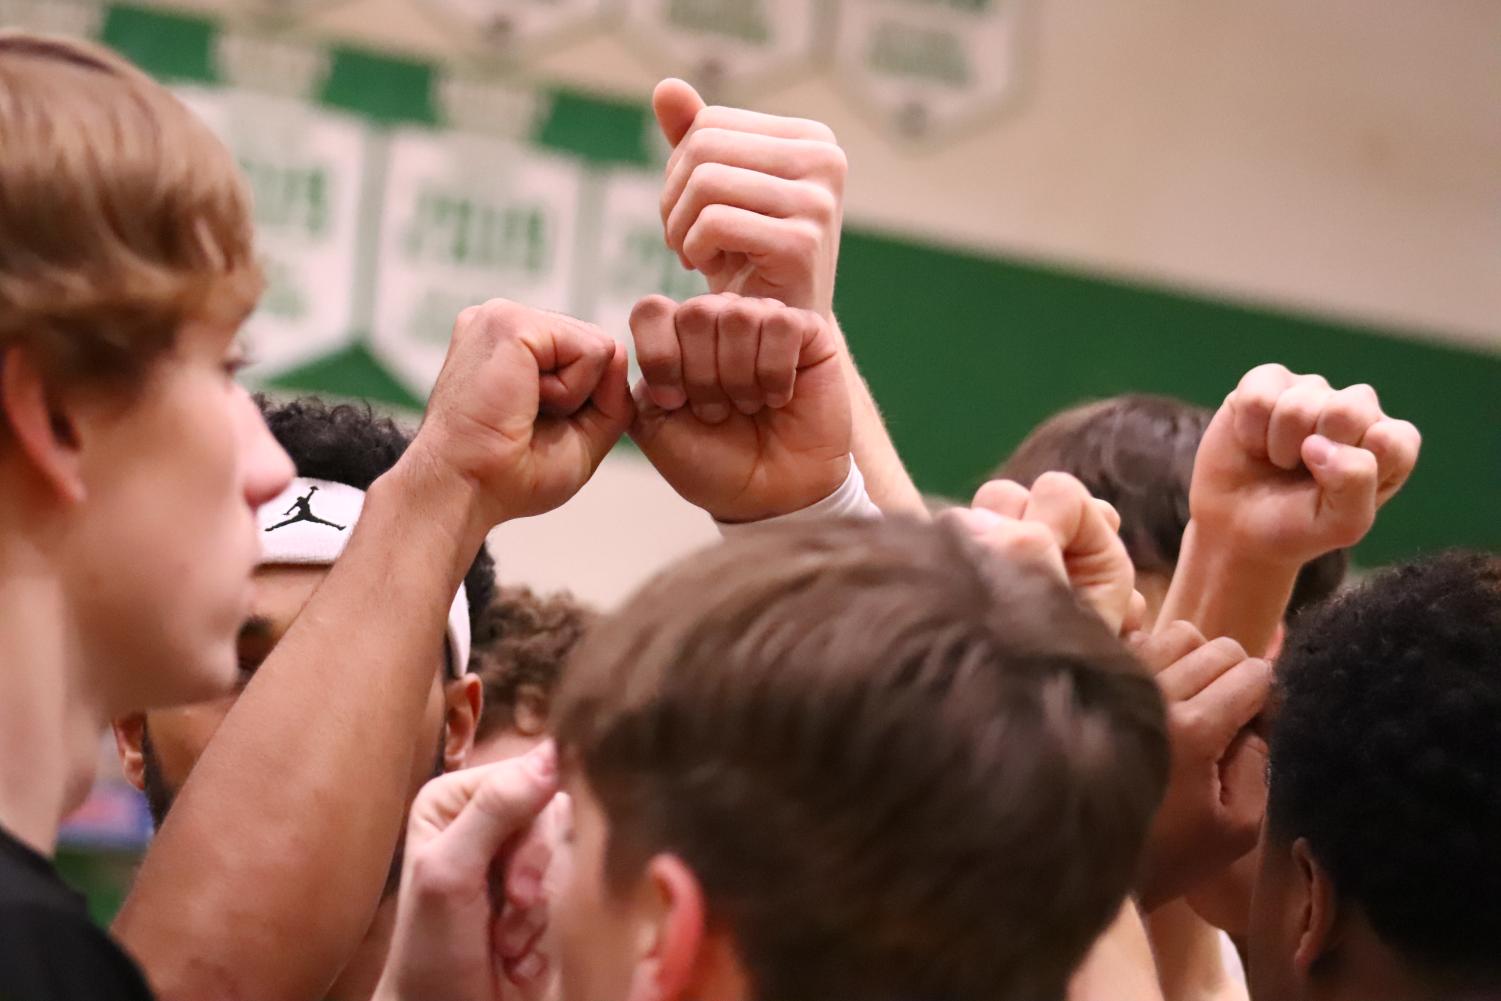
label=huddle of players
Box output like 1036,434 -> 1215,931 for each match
0,28 -> 1493,1001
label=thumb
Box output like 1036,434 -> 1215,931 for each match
1301,434 -> 1378,548
432,742 -> 560,879
653,77 -> 705,148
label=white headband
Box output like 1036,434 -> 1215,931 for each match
257,477 -> 471,678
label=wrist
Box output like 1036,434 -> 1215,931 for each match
372,443 -> 497,578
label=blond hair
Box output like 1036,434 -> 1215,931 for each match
0,32 -> 260,387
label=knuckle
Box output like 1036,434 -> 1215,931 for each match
1208,635 -> 1248,662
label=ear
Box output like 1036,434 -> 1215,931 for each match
113,714 -> 148,792
0,345 -> 85,503
621,853 -> 722,1001
1291,837 -> 1340,975
1266,621 -> 1287,660
441,674 -> 483,772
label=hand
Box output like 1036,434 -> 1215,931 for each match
1131,623 -> 1272,911
956,473 -> 1140,634
1191,364 -> 1421,566
376,743 -> 562,1001
628,293 -> 851,522
653,78 -> 846,318
407,301 -> 633,530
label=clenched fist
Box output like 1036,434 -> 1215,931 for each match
1192,364 -> 1421,565
628,293 -> 850,523
411,300 -> 633,528
653,79 -> 846,318
955,472 -> 1142,634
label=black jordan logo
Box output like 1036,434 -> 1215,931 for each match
264,486 -> 346,533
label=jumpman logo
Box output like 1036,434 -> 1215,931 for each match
264,486 -> 346,533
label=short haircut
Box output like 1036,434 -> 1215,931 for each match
1267,550 -> 1501,984
256,396 -> 495,641
554,518 -> 1170,1001
0,33 -> 258,392
471,586 -> 595,741
996,394 -> 1348,619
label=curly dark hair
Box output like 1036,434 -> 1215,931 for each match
1267,549 -> 1501,983
255,395 -> 496,642
471,586 -> 595,741
996,394 -> 1348,620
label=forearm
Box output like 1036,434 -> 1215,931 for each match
116,450 -> 492,1001
1069,900 -> 1166,1001
832,321 -> 927,519
1146,900 -> 1247,1001
1155,521 -> 1299,657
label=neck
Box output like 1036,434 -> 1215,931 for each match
0,528 -> 103,857
1317,922 -> 1486,1001
327,896 -> 398,1001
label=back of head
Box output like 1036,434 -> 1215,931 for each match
0,33 -> 258,394
554,518 -> 1169,1001
1266,550 -> 1501,985
472,587 -> 595,742
998,395 -> 1347,618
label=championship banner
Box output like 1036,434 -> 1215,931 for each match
623,0 -> 822,96
177,86 -> 372,376
369,129 -> 584,394
591,169 -> 709,379
835,0 -> 1026,139
414,0 -> 608,55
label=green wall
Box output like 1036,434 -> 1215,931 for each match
101,3 -> 1500,566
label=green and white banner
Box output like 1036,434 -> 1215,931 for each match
834,0 -> 1024,138
623,0 -> 821,95
414,0 -> 608,55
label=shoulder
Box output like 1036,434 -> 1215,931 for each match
0,901 -> 154,1000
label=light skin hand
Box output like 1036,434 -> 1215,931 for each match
628,292 -> 851,523
652,79 -> 845,319
1190,364 -> 1421,570
376,743 -> 563,1001
953,473 -> 1140,634
1129,622 -> 1272,911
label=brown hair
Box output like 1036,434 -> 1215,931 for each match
554,518 -> 1169,1001
997,394 -> 1348,619
0,32 -> 259,393
471,586 -> 595,741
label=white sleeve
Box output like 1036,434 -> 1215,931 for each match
715,458 -> 882,537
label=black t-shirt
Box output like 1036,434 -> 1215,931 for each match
0,824 -> 154,1001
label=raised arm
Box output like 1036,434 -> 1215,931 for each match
114,302 -> 631,1001
651,79 -> 927,517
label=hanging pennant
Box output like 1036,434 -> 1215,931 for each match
622,0 -> 822,98
177,85 -> 373,376
835,0 -> 1027,140
413,0 -> 608,56
369,130 -> 584,395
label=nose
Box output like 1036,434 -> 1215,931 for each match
237,388 -> 294,510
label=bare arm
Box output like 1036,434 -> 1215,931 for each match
115,303 -> 630,1001
833,321 -> 928,518
1069,901 -> 1167,1001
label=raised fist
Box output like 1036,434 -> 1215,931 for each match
1192,364 -> 1421,565
653,78 -> 846,318
412,300 -> 632,527
956,473 -> 1141,634
628,292 -> 850,523
1131,622 -> 1272,910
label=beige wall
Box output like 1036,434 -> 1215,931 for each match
162,0 -> 1500,350
155,0 -> 1499,604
